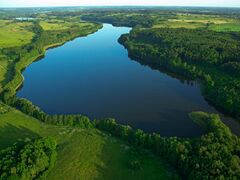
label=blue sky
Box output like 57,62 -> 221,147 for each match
0,0 -> 240,8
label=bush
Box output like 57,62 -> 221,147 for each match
0,137 -> 57,180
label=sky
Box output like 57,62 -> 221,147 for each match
0,0 -> 240,8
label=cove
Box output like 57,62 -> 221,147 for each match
17,24 -> 240,137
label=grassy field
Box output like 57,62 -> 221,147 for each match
0,105 -> 179,179
0,20 -> 35,90
0,20 -> 34,48
208,23 -> 240,32
153,20 -> 205,29
153,13 -> 240,32
40,20 -> 97,31
40,20 -> 72,31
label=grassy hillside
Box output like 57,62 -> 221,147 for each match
39,20 -> 96,31
0,20 -> 34,48
0,104 -> 179,179
0,20 -> 35,88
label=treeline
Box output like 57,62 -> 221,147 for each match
0,137 -> 57,179
0,21 -> 98,129
1,86 -> 240,179
95,112 -> 240,179
1,95 -> 92,128
81,13 -> 156,28
222,62 -> 240,77
121,28 -> 240,65
119,28 -> 240,119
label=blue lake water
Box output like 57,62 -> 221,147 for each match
17,24 -> 240,137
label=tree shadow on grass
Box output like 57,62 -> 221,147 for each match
1,61 -> 15,87
0,123 -> 40,149
92,131 -> 126,180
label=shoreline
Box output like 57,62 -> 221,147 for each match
13,25 -> 103,93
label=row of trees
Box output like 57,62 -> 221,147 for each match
1,95 -> 92,128
119,28 -> 240,119
82,12 -> 156,28
0,137 -> 57,179
129,28 -> 240,65
95,112 -> 240,179
2,92 -> 240,179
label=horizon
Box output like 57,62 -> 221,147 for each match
1,5 -> 240,9
1,0 -> 240,8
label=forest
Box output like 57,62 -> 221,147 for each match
0,7 -> 240,179
119,28 -> 240,118
0,137 -> 57,179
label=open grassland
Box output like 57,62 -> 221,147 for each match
40,20 -> 97,31
153,20 -> 205,29
153,13 -> 240,32
40,20 -> 72,31
208,23 -> 240,32
0,20 -> 34,48
0,20 -> 35,90
0,105 -> 179,179
175,13 -> 230,24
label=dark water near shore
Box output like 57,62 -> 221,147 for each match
17,24 -> 240,137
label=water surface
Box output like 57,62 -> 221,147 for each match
17,24 -> 240,137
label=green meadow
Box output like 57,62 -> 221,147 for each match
153,13 -> 240,32
0,20 -> 34,48
0,104 -> 179,179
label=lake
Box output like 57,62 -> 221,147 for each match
17,24 -> 240,137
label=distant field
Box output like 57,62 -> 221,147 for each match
0,20 -> 34,48
208,23 -> 240,32
153,13 -> 240,32
175,13 -> 230,24
40,20 -> 96,31
40,20 -> 71,31
153,20 -> 205,29
0,20 -> 34,90
0,106 -> 179,179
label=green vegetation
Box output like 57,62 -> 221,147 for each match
82,10 -> 240,32
0,20 -> 35,87
1,7 -> 240,179
0,20 -> 34,48
39,20 -> 97,31
0,19 -> 102,95
154,13 -> 240,31
208,23 -> 240,32
0,107 -> 178,179
48,129 -> 176,180
82,12 -> 158,27
39,20 -> 72,31
119,27 -> 240,119
0,137 -> 57,179
96,112 -> 240,179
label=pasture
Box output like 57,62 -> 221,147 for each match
0,106 -> 179,179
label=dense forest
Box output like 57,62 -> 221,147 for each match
95,112 -> 240,179
0,137 -> 57,179
119,28 -> 240,119
82,12 -> 157,27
